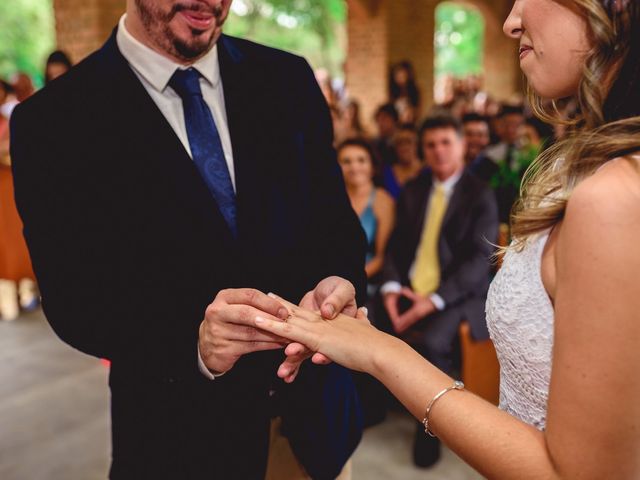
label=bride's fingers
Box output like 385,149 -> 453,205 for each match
311,353 -> 331,365
356,306 -> 369,322
255,316 -> 316,348
267,293 -> 320,322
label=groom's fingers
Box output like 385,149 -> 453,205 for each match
200,289 -> 290,374
313,277 -> 357,319
218,288 -> 289,320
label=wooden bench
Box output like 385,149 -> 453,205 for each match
459,321 -> 500,405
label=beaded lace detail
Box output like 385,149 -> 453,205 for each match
486,232 -> 554,431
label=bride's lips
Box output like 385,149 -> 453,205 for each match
179,10 -> 216,30
519,44 -> 533,60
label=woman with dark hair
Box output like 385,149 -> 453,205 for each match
256,1 -> 640,477
341,99 -> 367,140
382,124 -> 424,199
389,61 -> 421,124
45,50 -> 73,85
337,139 -> 395,285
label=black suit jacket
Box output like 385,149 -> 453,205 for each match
382,169 -> 498,340
10,33 -> 366,479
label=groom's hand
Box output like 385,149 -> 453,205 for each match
199,288 -> 290,375
276,276 -> 357,383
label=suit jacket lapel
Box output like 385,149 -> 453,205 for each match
218,36 -> 262,239
99,32 -> 235,244
442,172 -> 466,228
410,172 -> 433,251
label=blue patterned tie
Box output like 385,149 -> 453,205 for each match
169,68 -> 237,237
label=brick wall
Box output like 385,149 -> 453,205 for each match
345,0 -> 390,132
53,0 -> 126,63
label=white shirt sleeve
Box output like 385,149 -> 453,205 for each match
380,281 -> 402,295
197,344 -> 226,380
429,293 -> 446,311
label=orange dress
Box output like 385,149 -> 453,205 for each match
0,118 -> 35,281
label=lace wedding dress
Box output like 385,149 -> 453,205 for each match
486,231 -> 554,431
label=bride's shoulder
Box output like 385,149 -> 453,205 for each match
566,156 -> 640,226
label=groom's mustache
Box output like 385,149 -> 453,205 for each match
171,1 -> 224,18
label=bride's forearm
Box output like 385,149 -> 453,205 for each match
368,335 -> 561,480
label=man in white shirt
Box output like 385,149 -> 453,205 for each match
380,114 -> 498,468
10,1 -> 366,478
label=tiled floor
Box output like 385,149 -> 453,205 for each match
0,310 -> 482,479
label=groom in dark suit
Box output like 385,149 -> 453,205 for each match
10,1 -> 366,478
381,114 -> 498,467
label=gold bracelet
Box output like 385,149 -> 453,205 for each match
422,380 -> 464,437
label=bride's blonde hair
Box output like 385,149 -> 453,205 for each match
511,0 -> 640,246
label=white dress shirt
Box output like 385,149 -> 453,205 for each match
116,14 -> 236,190
380,169 -> 464,311
116,15 -> 233,379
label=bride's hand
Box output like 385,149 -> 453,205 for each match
254,296 -> 388,374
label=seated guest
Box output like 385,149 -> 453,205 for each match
389,60 -> 421,124
337,139 -> 395,289
372,103 -> 400,169
45,50 -> 73,85
461,113 -> 491,164
521,116 -> 555,153
11,73 -> 34,102
341,98 -> 368,140
383,124 -> 424,199
380,114 -> 498,468
469,104 -> 526,223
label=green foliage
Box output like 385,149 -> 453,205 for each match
0,0 -> 55,87
435,2 -> 484,77
223,0 -> 346,77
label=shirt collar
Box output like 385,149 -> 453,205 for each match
116,14 -> 221,93
433,168 -> 463,193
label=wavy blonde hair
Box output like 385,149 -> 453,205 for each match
511,0 -> 640,246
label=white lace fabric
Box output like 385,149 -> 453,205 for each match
486,232 -> 554,431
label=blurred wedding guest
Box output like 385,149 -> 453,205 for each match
379,114 -> 498,467
0,80 -> 18,119
45,50 -> 73,85
521,116 -> 554,152
462,113 -> 491,164
0,87 -> 37,321
332,99 -> 368,146
11,73 -> 35,102
373,103 -> 399,169
330,105 -> 346,146
0,81 -> 11,159
389,61 -> 421,124
337,139 -> 394,289
470,104 -> 527,223
383,124 -> 424,199
341,99 -> 367,140
315,67 -> 337,108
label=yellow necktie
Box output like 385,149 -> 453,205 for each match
412,184 -> 447,296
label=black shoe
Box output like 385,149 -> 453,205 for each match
413,422 -> 441,468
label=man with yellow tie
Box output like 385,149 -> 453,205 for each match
380,114 -> 498,468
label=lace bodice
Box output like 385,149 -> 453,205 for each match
486,232 -> 554,430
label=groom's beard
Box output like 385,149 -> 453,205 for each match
134,0 -> 225,61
